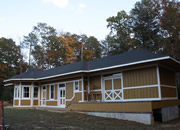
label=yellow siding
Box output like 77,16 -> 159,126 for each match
152,100 -> 180,109
161,87 -> 177,98
14,100 -> 19,105
21,100 -> 31,106
84,92 -> 88,101
55,84 -> 57,100
159,67 -> 176,86
66,82 -> 74,99
47,85 -> 49,100
114,78 -> 121,89
124,87 -> 159,99
72,93 -> 82,102
90,75 -> 101,90
84,80 -> 88,91
46,101 -> 57,106
33,100 -> 38,105
105,80 -> 112,90
123,67 -> 157,87
70,102 -> 152,113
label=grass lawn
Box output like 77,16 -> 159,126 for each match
4,108 -> 180,129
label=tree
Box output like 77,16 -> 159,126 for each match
22,23 -> 58,69
21,32 -> 38,67
84,36 -> 102,59
57,33 -> 78,64
160,0 -> 180,60
106,11 -> 135,55
130,0 -> 161,51
0,37 -> 26,101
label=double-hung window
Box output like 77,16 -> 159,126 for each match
50,85 -> 55,100
33,87 -> 38,98
23,87 -> 30,98
74,81 -> 79,92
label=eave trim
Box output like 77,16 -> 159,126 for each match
4,56 -> 171,82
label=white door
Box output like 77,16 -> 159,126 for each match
59,86 -> 66,108
103,77 -> 122,102
41,86 -> 46,106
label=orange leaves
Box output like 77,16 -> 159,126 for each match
83,49 -> 95,61
57,33 -> 78,64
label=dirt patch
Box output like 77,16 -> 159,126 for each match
4,108 -> 180,129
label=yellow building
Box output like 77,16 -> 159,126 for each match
4,49 -> 180,124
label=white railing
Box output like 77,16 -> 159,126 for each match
105,89 -> 122,101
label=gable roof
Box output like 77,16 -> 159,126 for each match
5,49 -> 173,81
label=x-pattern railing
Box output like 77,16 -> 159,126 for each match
105,89 -> 122,101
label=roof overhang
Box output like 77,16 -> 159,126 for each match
4,83 -> 14,87
4,56 -> 180,83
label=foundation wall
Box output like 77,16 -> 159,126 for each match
86,112 -> 153,125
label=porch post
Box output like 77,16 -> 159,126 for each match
19,82 -> 21,106
157,65 -> 161,100
101,75 -> 104,102
38,82 -> 41,106
82,76 -> 84,102
121,72 -> 124,101
31,82 -> 34,107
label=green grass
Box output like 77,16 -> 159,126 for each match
4,108 -> 180,129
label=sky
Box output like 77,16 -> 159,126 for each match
0,0 -> 139,44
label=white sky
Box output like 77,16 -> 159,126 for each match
0,0 -> 139,44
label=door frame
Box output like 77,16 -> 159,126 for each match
41,86 -> 47,106
102,74 -> 122,102
58,83 -> 66,108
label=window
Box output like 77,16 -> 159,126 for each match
23,87 -> 30,98
59,84 -> 65,88
43,86 -> 46,90
50,85 -> 54,99
74,81 -> 79,92
33,87 -> 38,98
14,87 -> 20,98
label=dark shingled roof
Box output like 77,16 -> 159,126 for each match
9,49 -> 168,80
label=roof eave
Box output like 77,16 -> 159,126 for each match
4,56 -> 173,83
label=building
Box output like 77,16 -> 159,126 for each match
4,49 -> 180,124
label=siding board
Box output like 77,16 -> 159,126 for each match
47,85 -> 49,100
21,100 -> 31,106
123,67 -> 157,87
66,82 -> 74,99
105,80 -> 112,90
161,87 -> 177,98
70,102 -> 152,113
90,75 -> 101,90
159,67 -> 176,86
46,101 -> 57,106
14,100 -> 19,105
33,100 -> 38,105
114,79 -> 121,89
124,87 -> 158,99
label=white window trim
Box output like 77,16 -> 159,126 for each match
22,86 -> 31,99
14,86 -> 20,99
49,84 -> 55,100
33,86 -> 39,99
74,81 -> 80,92
41,85 -> 47,106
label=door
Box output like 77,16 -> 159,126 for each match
59,85 -> 66,107
41,86 -> 46,106
103,77 -> 122,102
